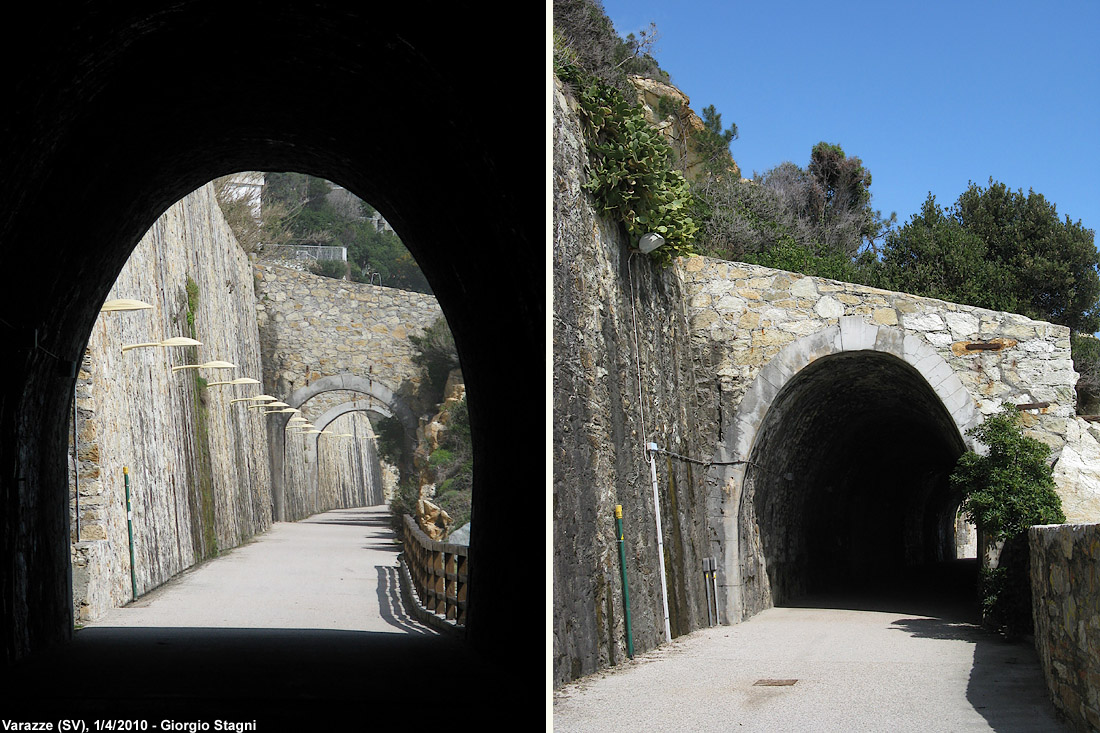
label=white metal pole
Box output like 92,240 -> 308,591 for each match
648,443 -> 672,643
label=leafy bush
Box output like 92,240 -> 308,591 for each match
950,404 -> 1065,636
388,478 -> 420,535
374,415 -> 410,474
571,69 -> 699,264
428,448 -> 453,467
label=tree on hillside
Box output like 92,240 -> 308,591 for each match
693,104 -> 738,178
690,142 -> 893,278
877,194 -> 1018,312
260,172 -> 432,294
954,180 -> 1100,333
881,179 -> 1100,333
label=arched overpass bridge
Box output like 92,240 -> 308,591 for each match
253,265 -> 441,521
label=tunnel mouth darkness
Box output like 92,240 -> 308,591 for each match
1,3 -> 541,721
741,350 -> 978,618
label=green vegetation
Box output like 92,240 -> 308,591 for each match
692,144 -> 894,272
427,399 -> 473,532
561,59 -> 698,264
950,405 -> 1065,636
182,277 -> 218,559
881,181 -> 1100,333
261,172 -> 431,293
553,0 -> 668,97
215,171 -> 431,293
555,1 -> 740,265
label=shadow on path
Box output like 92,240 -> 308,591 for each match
784,560 -> 1066,732
376,565 -> 438,636
301,505 -> 391,528
2,627 -> 503,726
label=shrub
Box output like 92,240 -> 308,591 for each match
950,404 -> 1065,636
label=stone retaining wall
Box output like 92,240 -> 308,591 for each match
551,71 -> 1100,689
677,257 -> 1100,525
1030,523 -> 1100,732
553,76 -> 715,686
70,183 -> 272,621
253,263 -> 442,405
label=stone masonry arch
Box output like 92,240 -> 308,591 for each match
271,373 -> 417,521
286,396 -> 389,510
719,318 -> 979,622
678,259 -> 1081,632
287,398 -> 392,514
0,2 -> 541,683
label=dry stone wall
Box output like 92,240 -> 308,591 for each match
677,257 -> 1098,523
254,265 -> 439,520
1030,523 -> 1100,732
70,183 -> 272,622
253,263 -> 442,403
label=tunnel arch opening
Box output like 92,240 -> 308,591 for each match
1,6 -> 540,709
733,339 -> 981,620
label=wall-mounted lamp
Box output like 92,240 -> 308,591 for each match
206,377 -> 260,387
172,360 -> 237,373
638,232 -> 666,254
231,394 -> 276,405
101,299 -> 154,312
122,336 -> 202,353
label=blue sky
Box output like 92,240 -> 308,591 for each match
598,0 -> 1100,236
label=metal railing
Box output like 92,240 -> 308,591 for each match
398,514 -> 468,633
265,244 -> 347,263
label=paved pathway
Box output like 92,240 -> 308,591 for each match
86,505 -> 434,634
4,505 -> 501,726
554,590 -> 1068,732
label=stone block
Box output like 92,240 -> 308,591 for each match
839,316 -> 878,352
814,296 -> 844,319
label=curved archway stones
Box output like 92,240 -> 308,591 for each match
718,316 -> 983,624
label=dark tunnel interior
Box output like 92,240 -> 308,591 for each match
741,351 -> 976,614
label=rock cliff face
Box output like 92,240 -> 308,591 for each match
628,75 -> 741,182
553,75 -> 715,685
70,183 -> 272,621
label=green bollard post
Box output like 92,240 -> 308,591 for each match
615,504 -> 634,658
124,467 -> 137,600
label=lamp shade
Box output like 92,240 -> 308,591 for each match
638,232 -> 665,254
172,361 -> 237,373
101,299 -> 154,312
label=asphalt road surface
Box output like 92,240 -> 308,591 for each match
554,580 -> 1069,732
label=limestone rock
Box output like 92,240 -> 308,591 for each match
627,75 -> 740,182
417,498 -> 451,541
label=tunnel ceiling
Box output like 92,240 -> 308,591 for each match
0,0 -> 542,683
744,350 -> 968,607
